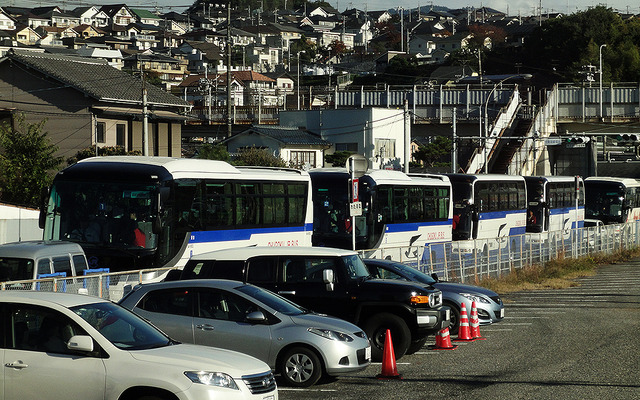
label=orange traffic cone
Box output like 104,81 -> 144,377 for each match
470,301 -> 486,340
428,327 -> 458,350
376,329 -> 402,380
453,302 -> 475,342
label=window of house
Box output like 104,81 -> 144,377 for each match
290,151 -> 316,168
116,124 -> 125,147
96,122 -> 106,143
375,139 -> 396,158
335,143 -> 358,152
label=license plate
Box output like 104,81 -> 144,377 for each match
263,396 -> 274,400
365,346 -> 371,361
499,308 -> 505,318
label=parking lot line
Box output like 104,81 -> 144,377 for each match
279,388 -> 338,392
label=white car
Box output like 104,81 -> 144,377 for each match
0,291 -> 277,400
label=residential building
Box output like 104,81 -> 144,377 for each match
0,49 -> 190,160
222,125 -> 330,168
280,108 -> 409,170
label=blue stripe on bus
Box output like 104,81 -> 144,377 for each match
478,210 -> 526,220
384,220 -> 452,233
189,224 -> 312,243
509,226 -> 526,235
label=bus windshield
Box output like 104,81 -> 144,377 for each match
44,180 -> 157,250
585,183 -> 624,223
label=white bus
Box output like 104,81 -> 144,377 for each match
40,157 -> 313,272
585,176 -> 640,225
447,174 -> 527,254
310,169 -> 452,254
524,176 -> 585,241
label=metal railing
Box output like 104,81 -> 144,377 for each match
2,223 -> 638,301
359,222 -> 638,284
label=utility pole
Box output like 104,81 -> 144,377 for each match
226,0 -> 232,137
140,58 -> 149,156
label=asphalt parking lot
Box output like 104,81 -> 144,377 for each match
279,261 -> 640,400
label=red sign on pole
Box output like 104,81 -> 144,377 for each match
352,178 -> 359,202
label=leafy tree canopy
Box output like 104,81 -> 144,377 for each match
413,136 -> 452,168
325,151 -> 352,167
233,146 -> 287,167
198,143 -> 230,161
0,114 -> 63,208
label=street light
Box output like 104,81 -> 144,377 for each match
599,44 -> 607,120
297,50 -> 305,110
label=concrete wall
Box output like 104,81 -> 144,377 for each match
0,205 -> 42,244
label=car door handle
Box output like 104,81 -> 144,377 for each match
195,324 -> 215,331
278,291 -> 296,295
5,361 -> 28,369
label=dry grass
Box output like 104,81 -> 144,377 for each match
477,248 -> 640,294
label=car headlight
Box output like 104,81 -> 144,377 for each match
460,293 -> 490,304
308,327 -> 354,342
184,371 -> 239,390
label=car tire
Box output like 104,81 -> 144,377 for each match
446,302 -> 461,335
405,336 -> 428,355
278,346 -> 323,387
363,313 -> 411,362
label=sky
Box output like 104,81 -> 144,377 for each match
6,1 -> 640,16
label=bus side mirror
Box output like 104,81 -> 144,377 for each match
152,215 -> 162,234
323,269 -> 334,292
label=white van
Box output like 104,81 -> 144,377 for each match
0,241 -> 89,283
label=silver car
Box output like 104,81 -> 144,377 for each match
119,279 -> 371,387
363,259 -> 505,334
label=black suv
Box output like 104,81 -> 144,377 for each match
168,246 -> 450,360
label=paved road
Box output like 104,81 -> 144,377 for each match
278,261 -> 640,399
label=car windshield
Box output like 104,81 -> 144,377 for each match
392,263 -> 436,284
236,284 -> 306,315
71,302 -> 171,350
342,254 -> 371,279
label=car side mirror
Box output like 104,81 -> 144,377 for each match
431,273 -> 440,282
67,335 -> 94,353
164,269 -> 182,281
323,269 -> 335,292
246,311 -> 267,324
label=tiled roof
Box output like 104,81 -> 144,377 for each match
6,49 -> 189,108
246,126 -> 330,146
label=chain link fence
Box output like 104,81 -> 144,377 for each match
2,223 -> 638,301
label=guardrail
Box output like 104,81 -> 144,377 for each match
2,223 -> 637,301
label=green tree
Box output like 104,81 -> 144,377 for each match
324,151 -> 352,167
198,143 -> 230,162
233,146 -> 287,167
413,136 -> 452,168
0,114 -> 63,207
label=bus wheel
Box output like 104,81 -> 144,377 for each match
364,313 -> 411,362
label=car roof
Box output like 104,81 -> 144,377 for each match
190,246 -> 358,261
0,240 -> 85,259
0,291 -> 108,307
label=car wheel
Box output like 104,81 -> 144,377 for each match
363,313 -> 411,362
405,336 -> 428,355
446,302 -> 461,335
278,346 -> 323,387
